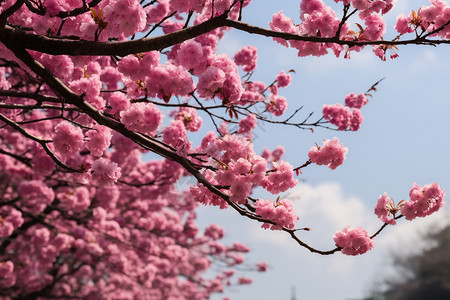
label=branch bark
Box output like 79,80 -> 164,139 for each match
0,15 -> 449,58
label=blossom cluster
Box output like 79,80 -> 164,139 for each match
334,226 -> 375,256
234,45 -> 258,73
374,183 -> 445,223
337,182 -> 445,256
374,193 -> 397,225
323,92 -> 369,130
188,131 -> 297,219
395,1 -> 450,39
269,0 -> 395,59
401,183 -> 445,220
197,54 -> 244,105
255,198 -> 298,230
308,137 -> 348,170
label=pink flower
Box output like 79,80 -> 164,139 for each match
31,227 -> 51,246
351,0 -> 370,10
197,66 -> 226,99
255,198 -> 298,230
374,193 -> 397,225
270,11 -> 297,47
401,183 -> 445,220
148,63 -> 195,98
345,93 -> 368,109
53,121 -> 84,157
322,104 -> 352,130
202,54 -> 243,105
263,160 -> 297,194
117,55 -> 149,81
334,226 -> 374,255
204,224 -> 225,240
120,102 -> 164,136
395,13 -> 414,35
172,107 -> 203,132
256,262 -> 268,272
238,277 -> 253,285
276,70 -> 292,88
52,233 -> 74,251
146,0 -> 169,23
271,146 -> 285,161
86,124 -> 112,157
174,40 -> 207,73
0,222 -> 14,238
238,113 -> 257,135
163,120 -> 190,153
31,151 -> 55,176
361,13 -> 386,41
0,261 -> 14,277
108,92 -> 130,117
229,180 -> 252,204
308,138 -> 348,170
18,180 -> 55,214
234,45 -> 258,73
101,0 -> 147,38
267,94 -> 288,116
91,158 -> 122,186
229,242 -> 251,253
350,108 -> 363,131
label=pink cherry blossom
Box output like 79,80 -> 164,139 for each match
18,180 -> 55,214
91,158 -> 122,186
53,121 -> 84,158
374,193 -> 397,225
120,102 -> 164,136
234,45 -> 258,73
401,183 -> 445,220
276,70 -> 292,88
350,108 -> 364,131
334,226 -> 375,255
395,13 -> 415,34
345,93 -> 369,109
174,40 -> 208,73
263,160 -> 298,194
238,113 -> 257,135
308,138 -> 348,170
197,66 -> 226,99
322,104 -> 352,130
255,198 -> 298,230
171,107 -> 203,132
86,124 -> 112,157
267,94 -> 288,116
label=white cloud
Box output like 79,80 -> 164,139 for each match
290,182 -> 377,229
377,206 -> 450,253
403,48 -> 440,74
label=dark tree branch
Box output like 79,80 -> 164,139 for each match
0,0 -> 25,26
0,14 -> 449,58
0,112 -> 80,172
0,89 -> 60,103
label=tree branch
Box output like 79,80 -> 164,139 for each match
1,14 -> 449,58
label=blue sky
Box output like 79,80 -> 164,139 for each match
188,1 -> 450,299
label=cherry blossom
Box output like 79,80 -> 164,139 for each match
334,226 -> 375,256
0,0 -> 448,298
308,137 -> 348,170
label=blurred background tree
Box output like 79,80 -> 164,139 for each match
367,224 -> 450,300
